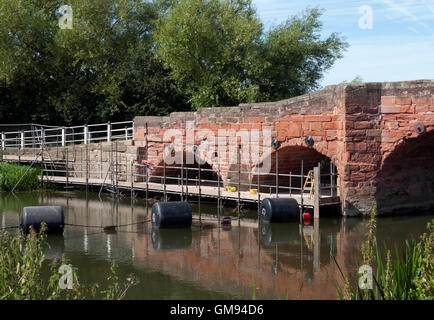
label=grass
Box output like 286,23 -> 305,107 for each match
0,225 -> 138,300
0,163 -> 41,192
334,204 -> 433,300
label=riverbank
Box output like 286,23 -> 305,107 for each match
0,163 -> 40,192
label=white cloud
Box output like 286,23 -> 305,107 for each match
375,0 -> 434,32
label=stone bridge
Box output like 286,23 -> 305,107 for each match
133,80 -> 434,216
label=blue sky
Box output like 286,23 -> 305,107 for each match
252,0 -> 434,88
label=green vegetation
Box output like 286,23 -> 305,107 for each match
0,0 -> 189,125
0,164 -> 41,192
0,0 -> 347,124
154,2 -> 348,109
0,225 -> 138,300
340,75 -> 364,84
334,205 -> 433,300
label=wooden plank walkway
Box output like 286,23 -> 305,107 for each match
43,176 -> 340,207
3,152 -> 341,209
3,154 -> 47,162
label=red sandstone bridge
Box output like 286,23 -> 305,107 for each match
1,80 -> 434,216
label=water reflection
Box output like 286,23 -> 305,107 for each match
44,235 -> 65,260
260,222 -> 299,245
0,191 -> 432,300
151,228 -> 193,251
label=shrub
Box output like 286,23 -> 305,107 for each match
0,163 -> 41,191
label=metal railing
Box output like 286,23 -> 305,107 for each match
0,121 -> 134,151
1,127 -> 339,218
130,163 -> 339,199
28,151 -> 338,203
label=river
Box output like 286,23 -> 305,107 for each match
0,191 -> 432,299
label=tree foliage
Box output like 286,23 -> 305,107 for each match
256,8 -> 348,100
154,1 -> 348,109
0,0 -> 348,124
154,0 -> 263,108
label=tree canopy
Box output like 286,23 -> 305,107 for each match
0,0 -> 189,125
0,0 -> 348,125
154,1 -> 348,109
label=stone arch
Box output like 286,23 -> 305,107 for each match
149,146 -> 222,185
375,128 -> 434,214
249,141 -> 340,194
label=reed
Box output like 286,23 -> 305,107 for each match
0,225 -> 138,300
334,205 -> 433,300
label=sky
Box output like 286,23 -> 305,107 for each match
252,0 -> 434,88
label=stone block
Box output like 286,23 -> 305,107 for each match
381,105 -> 400,114
395,96 -> 412,105
381,96 -> 396,106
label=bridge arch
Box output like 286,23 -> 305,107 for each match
249,141 -> 340,194
149,146 -> 222,185
375,127 -> 434,214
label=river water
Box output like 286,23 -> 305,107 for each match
0,191 -> 432,300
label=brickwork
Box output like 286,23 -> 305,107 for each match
133,80 -> 434,216
17,140 -> 139,182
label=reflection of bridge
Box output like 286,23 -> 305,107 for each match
2,80 -> 434,215
26,194 -> 363,300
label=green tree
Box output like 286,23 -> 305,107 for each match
154,1 -> 348,109
0,0 -> 188,125
341,75 -> 364,84
256,8 -> 348,100
153,0 -> 263,109
0,0 -> 348,123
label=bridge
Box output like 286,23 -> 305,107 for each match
1,80 -> 434,216
133,80 -> 434,216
